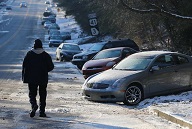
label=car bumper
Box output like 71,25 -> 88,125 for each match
61,54 -> 73,61
82,88 -> 124,102
71,59 -> 86,66
82,69 -> 104,79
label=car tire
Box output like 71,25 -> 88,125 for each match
123,85 -> 143,105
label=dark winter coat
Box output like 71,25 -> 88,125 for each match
22,48 -> 54,84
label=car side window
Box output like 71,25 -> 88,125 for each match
122,49 -> 132,58
153,55 -> 175,69
177,56 -> 189,64
104,44 -> 113,49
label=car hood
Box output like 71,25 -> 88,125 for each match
74,50 -> 98,57
87,69 -> 143,85
84,58 -> 118,68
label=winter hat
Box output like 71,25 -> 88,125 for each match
34,39 -> 43,49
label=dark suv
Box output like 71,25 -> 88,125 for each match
72,38 -> 139,69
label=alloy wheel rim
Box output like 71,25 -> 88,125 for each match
125,86 -> 141,104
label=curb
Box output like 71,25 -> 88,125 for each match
153,109 -> 192,129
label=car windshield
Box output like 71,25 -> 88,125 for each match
62,44 -> 80,51
114,55 -> 153,70
93,49 -> 121,60
49,26 -> 57,29
50,31 -> 60,35
45,21 -> 52,24
89,43 -> 104,51
50,36 -> 62,40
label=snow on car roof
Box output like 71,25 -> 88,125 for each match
131,51 -> 177,57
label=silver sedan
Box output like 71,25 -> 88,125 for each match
82,51 -> 192,105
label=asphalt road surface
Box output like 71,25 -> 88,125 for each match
0,0 -> 45,83
0,0 -> 185,129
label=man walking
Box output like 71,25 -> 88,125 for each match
22,39 -> 54,117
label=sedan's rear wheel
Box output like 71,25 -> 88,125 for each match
123,86 -> 142,105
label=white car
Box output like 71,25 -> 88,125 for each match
20,2 -> 27,8
56,43 -> 82,61
45,1 -> 50,4
44,21 -> 52,29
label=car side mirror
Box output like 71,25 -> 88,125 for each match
150,66 -> 160,72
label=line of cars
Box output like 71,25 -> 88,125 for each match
41,2 -> 81,62
69,39 -> 192,106
41,2 -> 71,47
41,1 -> 192,106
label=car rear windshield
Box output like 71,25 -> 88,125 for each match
62,44 -> 80,51
50,36 -> 62,40
89,43 -> 104,51
93,49 -> 121,60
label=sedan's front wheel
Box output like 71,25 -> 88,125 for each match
123,86 -> 143,105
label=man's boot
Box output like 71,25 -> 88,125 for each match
30,105 -> 38,118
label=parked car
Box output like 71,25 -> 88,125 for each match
72,38 -> 139,69
0,2 -> 6,7
50,3 -> 57,7
6,5 -> 12,10
48,30 -> 60,40
20,2 -> 27,8
43,11 -> 56,17
64,36 -> 96,45
43,21 -> 52,29
56,43 -> 82,61
49,35 -> 63,47
82,47 -> 138,79
48,23 -> 60,33
82,51 -> 192,105
60,32 -> 71,41
41,16 -> 56,25
77,36 -> 97,45
45,6 -> 52,11
45,1 -> 50,4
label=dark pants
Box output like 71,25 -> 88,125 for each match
28,83 -> 47,113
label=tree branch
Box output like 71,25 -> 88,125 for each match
120,0 -> 192,21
